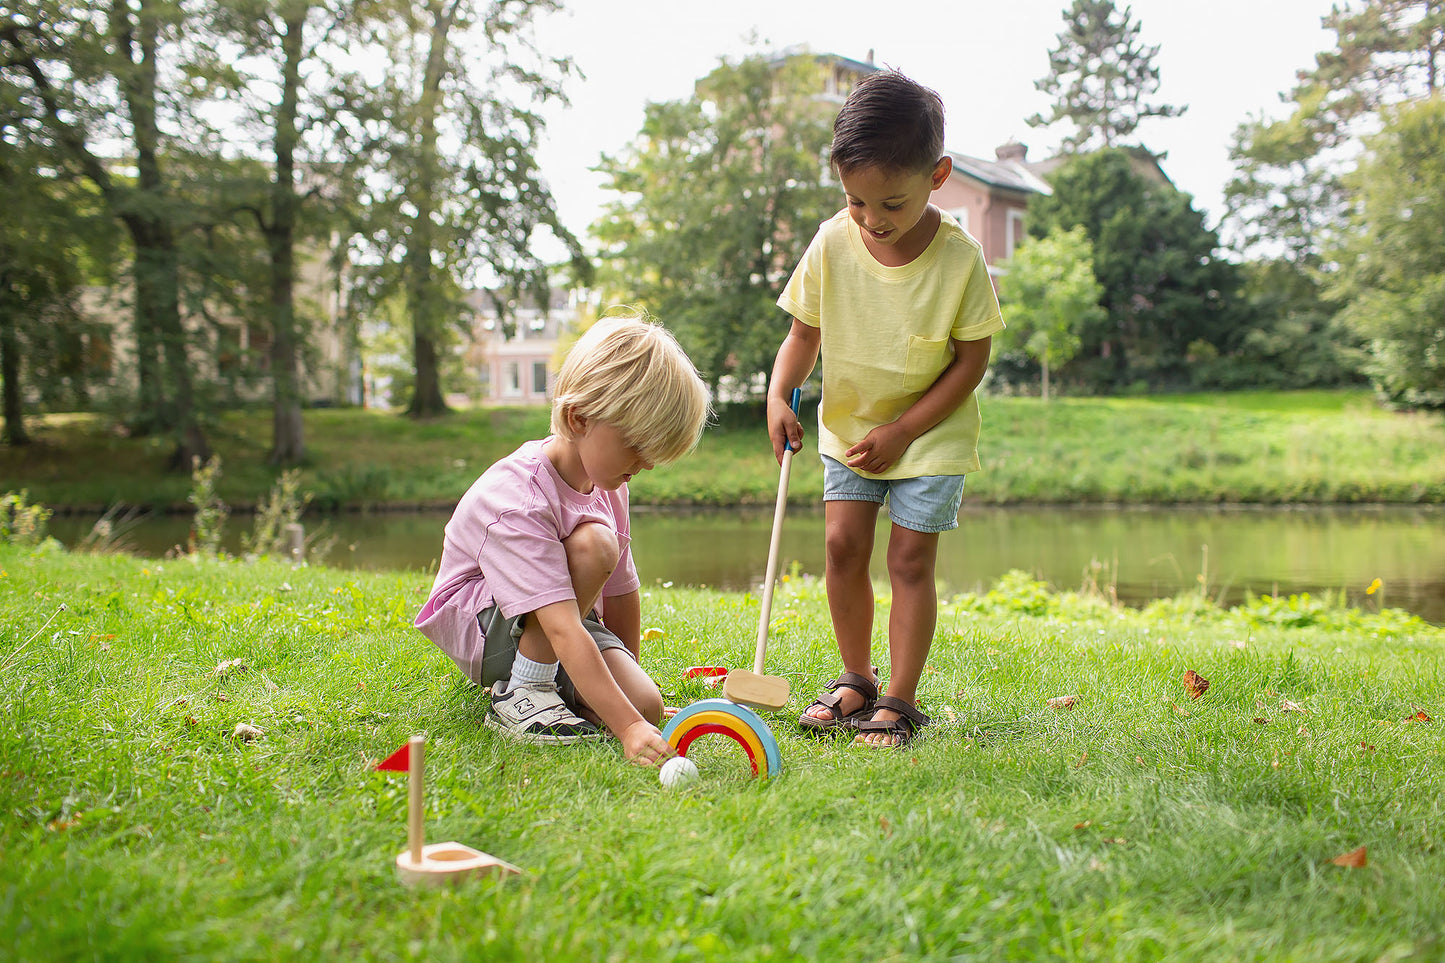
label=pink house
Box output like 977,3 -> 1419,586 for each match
462,288 -> 578,406
933,141 -> 1053,274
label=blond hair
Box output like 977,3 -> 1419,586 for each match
550,311 -> 711,465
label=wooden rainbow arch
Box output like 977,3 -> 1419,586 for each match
661,698 -> 782,778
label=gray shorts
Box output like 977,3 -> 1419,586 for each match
477,605 -> 633,706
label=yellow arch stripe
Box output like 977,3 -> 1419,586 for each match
667,709 -> 768,766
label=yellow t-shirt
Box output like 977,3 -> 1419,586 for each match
777,209 -> 1005,478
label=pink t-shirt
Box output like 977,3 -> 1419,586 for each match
414,438 -> 640,680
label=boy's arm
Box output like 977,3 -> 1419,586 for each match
767,318 -> 821,463
844,336 -> 992,475
531,600 -> 672,766
600,588 -> 641,661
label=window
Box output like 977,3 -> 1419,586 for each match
532,361 -> 548,395
1007,209 -> 1026,258
504,362 -> 520,397
949,207 -> 970,233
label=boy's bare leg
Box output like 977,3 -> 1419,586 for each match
857,523 -> 939,746
516,521 -> 663,728
803,499 -> 881,722
516,521 -> 618,664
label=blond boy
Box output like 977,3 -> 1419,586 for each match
416,314 -> 711,766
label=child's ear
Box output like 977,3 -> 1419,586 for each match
563,405 -> 589,435
930,155 -> 952,191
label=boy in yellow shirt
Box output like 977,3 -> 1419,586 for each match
768,70 -> 1004,748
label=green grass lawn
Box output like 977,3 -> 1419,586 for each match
4,542 -> 1442,961
6,390 -> 1445,512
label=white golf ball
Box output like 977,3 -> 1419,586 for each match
659,755 -> 700,788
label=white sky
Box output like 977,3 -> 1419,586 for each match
529,0 -> 1337,248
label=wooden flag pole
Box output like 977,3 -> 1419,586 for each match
407,735 -> 425,865
376,734 -> 522,885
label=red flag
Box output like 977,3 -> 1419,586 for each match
375,742 -> 410,772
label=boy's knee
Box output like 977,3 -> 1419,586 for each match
564,522 -> 620,576
636,686 -> 664,727
886,542 -> 935,585
825,527 -> 870,568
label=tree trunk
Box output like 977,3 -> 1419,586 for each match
404,0 -> 460,419
1041,347 -> 1051,403
120,0 -> 209,468
0,295 -> 29,446
267,8 -> 307,465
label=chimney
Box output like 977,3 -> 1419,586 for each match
995,140 -> 1027,163
866,48 -> 874,65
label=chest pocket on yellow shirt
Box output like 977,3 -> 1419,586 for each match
903,335 -> 951,392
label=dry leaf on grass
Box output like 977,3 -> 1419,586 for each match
1046,694 -> 1078,710
232,723 -> 264,741
1330,845 -> 1367,868
1404,709 -> 1431,723
1182,670 -> 1210,699
213,658 -> 247,677
1280,699 -> 1306,713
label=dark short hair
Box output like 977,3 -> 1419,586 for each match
830,70 -> 945,176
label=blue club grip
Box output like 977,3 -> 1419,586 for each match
782,387 -> 802,452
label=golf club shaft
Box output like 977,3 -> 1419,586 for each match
754,445 -> 793,673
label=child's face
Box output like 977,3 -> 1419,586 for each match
574,418 -> 654,492
838,159 -> 950,250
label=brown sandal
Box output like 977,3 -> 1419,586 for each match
852,696 -> 930,748
798,671 -> 878,733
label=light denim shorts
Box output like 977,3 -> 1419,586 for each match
821,455 -> 966,534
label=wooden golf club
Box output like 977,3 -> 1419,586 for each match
723,387 -> 801,711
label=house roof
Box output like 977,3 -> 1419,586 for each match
946,149 -> 1053,197
767,47 -> 880,77
1026,145 -> 1174,188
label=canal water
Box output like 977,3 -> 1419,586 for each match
45,505 -> 1445,624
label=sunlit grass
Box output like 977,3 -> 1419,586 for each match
3,544 -> 1443,960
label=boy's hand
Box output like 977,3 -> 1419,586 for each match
767,393 -> 803,465
845,422 -> 911,475
621,720 -> 675,768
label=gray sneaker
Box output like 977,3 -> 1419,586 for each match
485,680 -> 601,744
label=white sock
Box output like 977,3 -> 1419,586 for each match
499,651 -> 557,695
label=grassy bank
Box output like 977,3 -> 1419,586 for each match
5,390 -> 1444,513
3,542 -> 1442,960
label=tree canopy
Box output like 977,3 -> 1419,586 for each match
593,52 -> 839,397
1027,0 -> 1185,152
1330,95 -> 1445,407
1027,149 -> 1243,391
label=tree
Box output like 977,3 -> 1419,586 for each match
1330,96 -> 1445,407
350,0 -> 585,418
594,51 -> 839,395
206,0 -> 368,464
1226,0 -> 1444,260
3,0 -> 213,467
1028,150 -> 1244,390
995,227 -> 1104,401
1027,0 -> 1185,153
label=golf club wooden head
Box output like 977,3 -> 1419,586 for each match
722,669 -> 790,710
